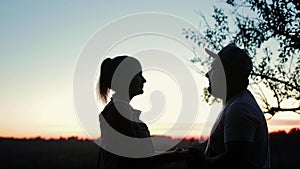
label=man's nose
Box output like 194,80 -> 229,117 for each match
205,70 -> 211,78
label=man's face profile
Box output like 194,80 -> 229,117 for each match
205,58 -> 226,99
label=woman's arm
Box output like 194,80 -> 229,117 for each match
130,148 -> 190,168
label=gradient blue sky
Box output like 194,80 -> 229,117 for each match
1,0 -> 299,139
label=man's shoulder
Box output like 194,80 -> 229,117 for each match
233,89 -> 255,103
224,90 -> 262,117
229,90 -> 259,107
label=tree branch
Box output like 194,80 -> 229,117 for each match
251,72 -> 300,92
265,106 -> 300,116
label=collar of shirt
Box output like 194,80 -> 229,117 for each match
111,94 -> 142,122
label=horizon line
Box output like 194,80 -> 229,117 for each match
1,127 -> 299,141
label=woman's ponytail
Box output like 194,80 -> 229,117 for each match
98,56 -> 129,103
99,58 -> 112,103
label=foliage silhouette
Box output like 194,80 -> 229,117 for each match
184,0 -> 300,118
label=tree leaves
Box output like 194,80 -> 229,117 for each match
186,0 -> 300,117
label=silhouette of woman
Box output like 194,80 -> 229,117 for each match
97,56 -> 188,169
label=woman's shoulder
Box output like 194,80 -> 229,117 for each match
100,101 -> 114,116
100,100 -> 134,120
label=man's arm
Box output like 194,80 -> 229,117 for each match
203,103 -> 257,169
204,141 -> 252,169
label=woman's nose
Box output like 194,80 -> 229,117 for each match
142,76 -> 146,83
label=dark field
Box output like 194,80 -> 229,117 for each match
1,129 -> 300,169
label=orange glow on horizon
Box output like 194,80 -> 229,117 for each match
2,126 -> 299,140
0,116 -> 300,140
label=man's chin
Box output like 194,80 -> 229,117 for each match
207,86 -> 212,94
208,86 -> 226,99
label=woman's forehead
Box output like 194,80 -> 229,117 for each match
119,58 -> 142,72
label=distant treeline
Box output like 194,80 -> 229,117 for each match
2,128 -> 299,141
0,128 -> 299,169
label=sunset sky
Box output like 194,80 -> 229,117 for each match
1,0 -> 299,139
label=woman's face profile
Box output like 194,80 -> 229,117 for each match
129,70 -> 146,97
110,57 -> 146,99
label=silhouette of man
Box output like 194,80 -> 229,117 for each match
187,44 -> 270,169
